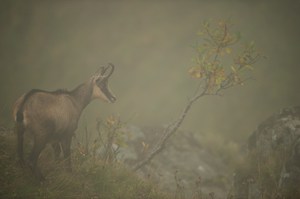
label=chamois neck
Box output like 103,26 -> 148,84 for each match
70,80 -> 93,111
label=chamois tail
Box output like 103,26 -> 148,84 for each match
14,89 -> 40,166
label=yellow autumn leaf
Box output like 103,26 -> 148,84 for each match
188,67 -> 203,79
215,68 -> 226,85
106,115 -> 117,126
141,141 -> 149,153
239,57 -> 246,64
233,74 -> 242,85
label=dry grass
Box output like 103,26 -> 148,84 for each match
0,130 -> 169,199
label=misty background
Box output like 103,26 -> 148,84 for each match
0,0 -> 300,143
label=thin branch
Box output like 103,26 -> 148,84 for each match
133,87 -> 207,171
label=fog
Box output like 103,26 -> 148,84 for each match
1,0 -> 300,142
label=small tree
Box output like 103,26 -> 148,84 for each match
133,19 -> 264,171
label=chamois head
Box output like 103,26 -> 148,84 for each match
92,63 -> 116,103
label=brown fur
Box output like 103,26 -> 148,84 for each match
13,65 -> 116,181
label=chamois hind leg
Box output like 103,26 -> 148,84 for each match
28,136 -> 47,181
61,136 -> 72,172
15,123 -> 25,167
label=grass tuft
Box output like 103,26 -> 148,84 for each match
0,130 -> 169,199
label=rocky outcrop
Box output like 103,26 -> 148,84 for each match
234,106 -> 300,199
119,125 -> 231,197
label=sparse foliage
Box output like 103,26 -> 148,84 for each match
73,115 -> 127,166
188,19 -> 262,94
94,115 -> 126,164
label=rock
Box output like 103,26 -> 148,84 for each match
234,106 -> 300,199
120,125 -> 231,197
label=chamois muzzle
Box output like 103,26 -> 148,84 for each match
108,95 -> 116,103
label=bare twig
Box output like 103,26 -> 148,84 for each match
133,86 -> 208,171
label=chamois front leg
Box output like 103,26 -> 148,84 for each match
61,136 -> 72,172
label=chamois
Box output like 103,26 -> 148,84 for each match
13,64 -> 116,180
